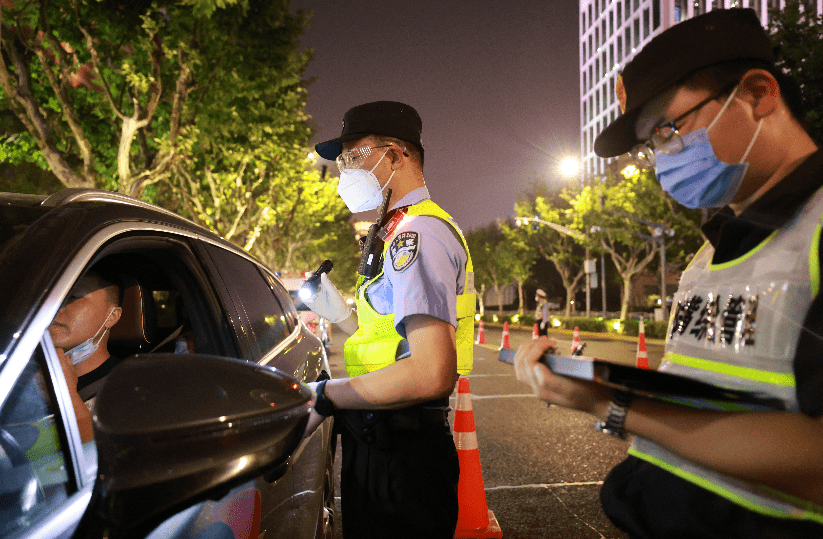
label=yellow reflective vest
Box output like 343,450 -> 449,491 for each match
344,200 -> 475,377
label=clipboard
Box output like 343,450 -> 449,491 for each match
498,348 -> 785,410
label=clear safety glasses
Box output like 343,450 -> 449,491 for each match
629,84 -> 734,168
335,144 -> 393,171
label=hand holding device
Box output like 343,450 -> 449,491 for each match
301,262 -> 352,323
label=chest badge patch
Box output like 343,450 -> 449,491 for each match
390,231 -> 420,272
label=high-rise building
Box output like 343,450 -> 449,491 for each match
579,0 -> 822,179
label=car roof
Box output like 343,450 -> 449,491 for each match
0,189 -> 259,361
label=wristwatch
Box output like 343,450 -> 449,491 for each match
594,390 -> 633,440
313,379 -> 336,417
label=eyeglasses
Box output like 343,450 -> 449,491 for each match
630,85 -> 734,168
336,144 -> 394,171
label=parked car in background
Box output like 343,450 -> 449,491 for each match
0,189 -> 336,539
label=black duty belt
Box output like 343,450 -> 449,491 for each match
337,400 -> 450,447
388,407 -> 448,431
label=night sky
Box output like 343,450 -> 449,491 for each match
291,1 -> 582,232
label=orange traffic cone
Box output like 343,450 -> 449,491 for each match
570,326 -> 580,355
499,321 -> 510,350
476,321 -> 485,344
453,377 -> 503,539
636,319 -> 649,369
532,323 -> 539,339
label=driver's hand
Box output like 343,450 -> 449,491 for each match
56,347 -> 78,389
56,347 -> 94,442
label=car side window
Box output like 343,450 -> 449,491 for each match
264,272 -> 300,331
204,246 -> 291,360
0,347 -> 72,538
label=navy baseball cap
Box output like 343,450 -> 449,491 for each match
594,8 -> 775,158
315,101 -> 424,160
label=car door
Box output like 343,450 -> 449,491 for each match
0,335 -> 97,539
197,241 -> 334,539
3,227 -> 269,539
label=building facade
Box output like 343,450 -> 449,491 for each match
579,0 -> 822,179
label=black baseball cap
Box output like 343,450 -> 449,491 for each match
594,8 -> 775,158
315,101 -> 424,160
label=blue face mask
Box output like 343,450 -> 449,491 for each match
654,87 -> 763,209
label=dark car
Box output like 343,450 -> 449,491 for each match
0,189 -> 335,539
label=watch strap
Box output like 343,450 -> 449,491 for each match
594,390 -> 633,440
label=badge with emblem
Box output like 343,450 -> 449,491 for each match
390,231 -> 420,272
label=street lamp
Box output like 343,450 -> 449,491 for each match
559,156 -> 598,317
515,216 -> 595,317
514,216 -> 584,239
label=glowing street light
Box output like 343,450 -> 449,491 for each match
559,157 -> 580,178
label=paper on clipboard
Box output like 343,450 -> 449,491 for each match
498,348 -> 785,410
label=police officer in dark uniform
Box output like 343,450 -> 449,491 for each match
515,9 -> 823,538
301,101 -> 475,538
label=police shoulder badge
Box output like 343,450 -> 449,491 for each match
390,231 -> 420,272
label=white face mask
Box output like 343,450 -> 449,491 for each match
337,148 -> 395,212
65,307 -> 115,365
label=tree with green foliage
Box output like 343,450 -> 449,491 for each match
513,189 -> 586,317
466,223 -> 517,316
0,0 -> 357,274
246,168 -> 359,279
499,218 -> 538,316
570,169 -> 704,320
769,0 -> 823,144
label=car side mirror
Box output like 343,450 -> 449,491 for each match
72,354 -> 311,539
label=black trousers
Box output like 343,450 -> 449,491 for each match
339,411 -> 459,539
537,320 -> 549,336
601,455 -> 823,539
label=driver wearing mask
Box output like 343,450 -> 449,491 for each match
49,267 -> 123,441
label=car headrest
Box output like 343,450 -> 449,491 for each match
109,275 -> 157,354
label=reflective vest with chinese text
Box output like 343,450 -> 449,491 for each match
630,188 -> 823,524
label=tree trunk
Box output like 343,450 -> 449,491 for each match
620,274 -> 632,321
517,280 -> 524,316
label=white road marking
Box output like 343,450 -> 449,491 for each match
486,481 -> 603,491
